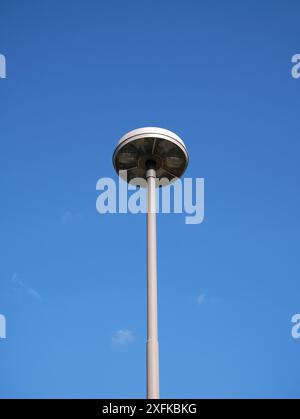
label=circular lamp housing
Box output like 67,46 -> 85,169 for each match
113,127 -> 189,185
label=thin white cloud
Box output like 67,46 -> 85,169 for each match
197,293 -> 218,306
11,273 -> 41,301
197,294 -> 206,305
28,288 -> 42,300
112,329 -> 134,345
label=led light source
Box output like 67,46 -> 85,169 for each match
113,127 -> 188,184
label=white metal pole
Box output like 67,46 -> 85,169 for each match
146,167 -> 160,399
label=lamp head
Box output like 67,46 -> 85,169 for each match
113,127 -> 189,185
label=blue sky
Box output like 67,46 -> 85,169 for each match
0,0 -> 300,398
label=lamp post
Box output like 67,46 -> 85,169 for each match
113,127 -> 189,399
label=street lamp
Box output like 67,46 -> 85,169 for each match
113,127 -> 189,399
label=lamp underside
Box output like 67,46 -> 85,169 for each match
113,127 -> 189,185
